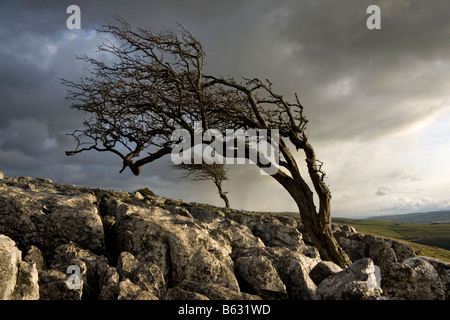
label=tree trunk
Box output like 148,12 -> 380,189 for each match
215,182 -> 230,208
289,182 -> 351,268
220,192 -> 230,209
298,207 -> 351,268
270,160 -> 351,268
290,182 -> 351,268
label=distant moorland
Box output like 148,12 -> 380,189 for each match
271,211 -> 450,263
367,210 -> 450,224
332,217 -> 450,263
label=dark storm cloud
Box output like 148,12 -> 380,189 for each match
1,1 -> 450,215
260,0 -> 450,142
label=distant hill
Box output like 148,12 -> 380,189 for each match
332,217 -> 450,262
367,210 -> 450,224
273,211 -> 450,262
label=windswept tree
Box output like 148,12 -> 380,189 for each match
64,18 -> 351,267
172,162 -> 230,208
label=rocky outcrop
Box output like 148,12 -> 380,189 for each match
315,258 -> 382,300
0,171 -> 449,300
0,235 -> 39,300
381,257 -> 446,300
0,176 -> 104,257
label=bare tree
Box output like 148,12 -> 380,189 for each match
63,18 -> 351,267
172,162 -> 230,208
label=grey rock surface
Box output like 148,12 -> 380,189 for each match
0,173 -> 448,300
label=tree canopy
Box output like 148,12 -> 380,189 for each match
64,18 -> 351,267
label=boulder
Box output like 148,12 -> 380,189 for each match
335,228 -> 416,267
164,287 -> 209,300
315,258 -> 382,300
0,182 -> 105,255
38,269 -> 83,300
209,224 -> 265,259
388,239 -> 416,263
117,251 -> 166,298
176,281 -> 261,300
163,206 -> 194,219
12,260 -> 40,300
416,256 -> 450,300
98,266 -> 119,300
114,203 -> 239,291
117,251 -> 140,280
333,227 -> 366,262
341,225 -> 357,233
187,205 -> 226,227
309,261 -> 343,285
251,222 -> 304,251
235,255 -> 288,300
335,237 -> 366,262
234,245 -> 319,300
0,235 -> 22,299
366,235 -> 397,270
51,242 -> 109,299
0,234 -> 40,300
24,245 -> 46,270
118,279 -> 159,300
265,247 -> 318,300
382,257 -> 445,300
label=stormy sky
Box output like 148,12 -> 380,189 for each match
1,0 -> 450,218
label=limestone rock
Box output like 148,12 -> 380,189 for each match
0,235 -> 22,299
416,256 -> 450,300
177,281 -> 261,300
340,281 -> 382,300
118,279 -> 159,300
163,205 -> 194,219
187,205 -> 226,227
36,177 -> 53,184
235,255 -> 288,300
51,242 -> 109,299
117,251 -> 140,280
315,258 -> 382,300
335,228 -> 416,269
12,260 -> 40,300
341,225 -> 357,233
366,236 -> 397,271
336,236 -> 366,262
234,245 -> 319,300
0,173 -> 448,301
388,239 -> 416,263
0,235 -> 40,300
164,287 -> 209,300
115,203 -> 239,291
24,245 -> 46,270
117,251 -> 166,298
209,224 -> 265,260
38,269 -> 83,300
264,247 -> 318,300
251,222 -> 304,251
382,257 -> 445,300
309,261 -> 343,285
99,266 -> 119,300
0,181 -> 104,255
